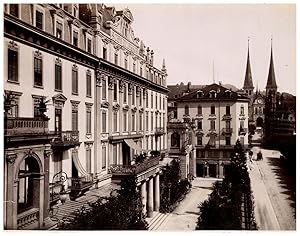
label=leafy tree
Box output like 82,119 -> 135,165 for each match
59,176 -> 148,230
196,140 -> 256,230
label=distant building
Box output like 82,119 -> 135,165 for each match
167,83 -> 249,179
241,39 -> 296,136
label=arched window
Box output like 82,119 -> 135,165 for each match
171,132 -> 180,147
184,105 -> 189,115
17,156 -> 40,214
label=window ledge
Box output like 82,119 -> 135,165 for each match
72,92 -> 79,96
55,89 -> 63,93
7,79 -> 20,85
34,85 -> 44,89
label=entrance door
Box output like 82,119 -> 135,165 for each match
55,108 -> 62,132
196,164 -> 204,177
209,164 -> 217,177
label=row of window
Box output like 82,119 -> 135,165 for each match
101,110 -> 165,133
7,47 -> 92,97
184,105 -> 245,116
170,132 -> 232,148
102,78 -> 165,110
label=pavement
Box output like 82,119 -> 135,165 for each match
248,137 -> 296,230
155,178 -> 216,230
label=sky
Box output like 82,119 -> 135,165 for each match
114,3 -> 296,95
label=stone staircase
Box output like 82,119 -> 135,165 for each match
147,211 -> 169,230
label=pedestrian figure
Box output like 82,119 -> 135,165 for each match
257,150 -> 263,161
249,150 -> 253,163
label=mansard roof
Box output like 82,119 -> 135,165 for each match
176,83 -> 249,101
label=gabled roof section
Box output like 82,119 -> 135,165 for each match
266,40 -> 277,89
243,40 -> 254,90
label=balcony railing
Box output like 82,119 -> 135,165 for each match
110,156 -> 160,176
155,127 -> 165,136
70,174 -> 93,192
222,128 -> 233,134
51,131 -> 80,147
4,117 -> 49,135
17,208 -> 39,230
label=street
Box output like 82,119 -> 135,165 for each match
156,178 -> 216,230
248,145 -> 296,230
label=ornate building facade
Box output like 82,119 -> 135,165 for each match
4,3 -> 168,229
168,83 -> 249,179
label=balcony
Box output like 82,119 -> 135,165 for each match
51,131 -> 80,148
70,174 -> 94,200
222,128 -> 233,135
4,117 -> 49,136
239,128 -> 248,135
109,157 -> 160,181
222,114 -> 232,120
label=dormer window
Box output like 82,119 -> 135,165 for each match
35,9 -> 44,30
197,90 -> 203,98
73,30 -> 78,47
209,90 -> 217,98
9,4 -> 19,18
225,90 -> 232,97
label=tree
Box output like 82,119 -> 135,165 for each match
59,176 -> 148,230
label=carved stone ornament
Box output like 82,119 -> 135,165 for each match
108,77 -> 114,90
131,106 -> 137,113
96,70 -> 102,86
139,107 -> 144,113
113,103 -> 120,111
71,100 -> 80,111
6,153 -> 17,164
128,83 -> 133,95
8,41 -> 18,51
143,89 -> 148,98
101,101 -> 110,108
119,80 -> 125,91
136,87 -> 141,97
123,104 -> 129,111
44,150 -> 52,159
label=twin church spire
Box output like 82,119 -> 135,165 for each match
242,37 -> 277,95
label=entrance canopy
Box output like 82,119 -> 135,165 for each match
124,139 -> 143,152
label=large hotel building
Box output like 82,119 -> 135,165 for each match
4,3 -> 168,229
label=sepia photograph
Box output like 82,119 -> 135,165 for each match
2,1 -> 296,231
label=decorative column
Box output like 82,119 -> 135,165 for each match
147,178 -> 154,217
43,149 -> 52,221
141,181 -> 147,215
5,153 -> 17,229
219,163 -> 224,178
108,76 -> 114,136
154,174 -> 160,211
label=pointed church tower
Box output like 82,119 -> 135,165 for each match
243,38 -> 254,96
265,38 -> 277,97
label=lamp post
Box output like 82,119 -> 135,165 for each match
49,171 -> 69,219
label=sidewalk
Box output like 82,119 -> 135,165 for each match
248,147 -> 296,230
156,178 -> 216,230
